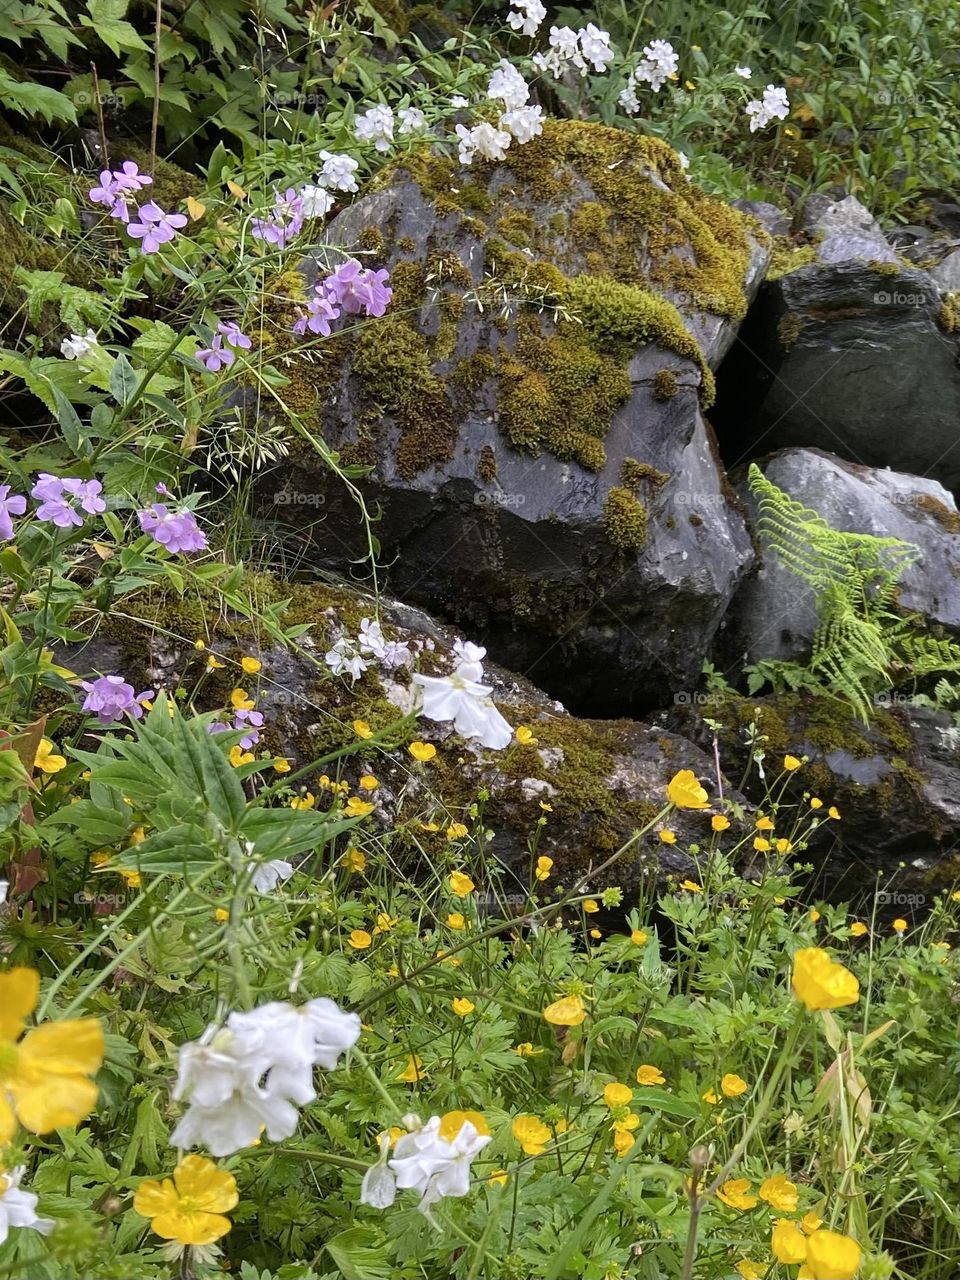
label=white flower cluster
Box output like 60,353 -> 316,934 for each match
171,997 -> 361,1156
300,150 -> 361,220
456,62 -> 543,165
619,39 -> 678,112
354,103 -> 396,152
325,616 -> 413,682
360,1114 -> 491,1215
413,638 -> 512,750
533,23 -> 614,78
506,0 -> 545,39
398,105 -> 427,135
745,84 -> 790,131
61,329 -> 99,361
0,1167 -> 53,1246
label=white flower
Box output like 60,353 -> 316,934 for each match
578,24 -> 614,74
735,65 -> 752,78
398,106 -> 427,134
60,328 -> 98,360
0,1167 -> 54,1246
499,104 -> 544,145
452,638 -> 487,670
170,1085 -> 300,1156
533,25 -> 582,77
745,84 -> 790,131
236,998 -> 361,1074
250,858 -> 294,894
413,647 -> 513,750
325,637 -> 368,682
358,617 -> 387,659
0,878 -> 7,905
487,60 -> 530,111
300,184 -> 335,218
618,81 -> 641,115
450,95 -> 469,109
455,121 -> 512,166
372,1116 -> 491,1215
677,150 -> 690,170
355,104 -> 395,152
381,639 -> 413,670
634,39 -> 678,91
418,1120 -> 490,1209
318,151 -> 359,192
506,0 -> 546,39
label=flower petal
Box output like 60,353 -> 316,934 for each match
0,968 -> 39,1042
151,1209 -> 233,1246
133,1178 -> 179,1219
172,1155 -> 239,1213
18,1018 -> 104,1077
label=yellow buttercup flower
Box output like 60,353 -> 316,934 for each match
659,828 -> 677,845
850,922 -> 868,937
240,655 -> 261,675
290,792 -> 315,810
667,769 -> 709,809
543,994 -> 585,1026
583,899 -> 600,913
448,870 -> 474,896
446,823 -> 469,841
716,1178 -> 758,1210
630,930 -> 648,945
612,1125 -> 635,1155
133,1155 -> 237,1246
214,908 -> 229,922
755,815 -> 775,831
408,741 -> 436,762
828,806 -> 841,820
353,719 -> 373,739
348,930 -> 372,950
711,814 -> 730,832
358,774 -> 379,791
702,1088 -> 719,1104
515,1042 -> 543,1057
273,757 -> 291,773
892,917 -> 908,933
535,855 -> 553,881
512,1114 -> 551,1155
680,879 -> 702,893
515,725 -> 538,746
451,997 -> 475,1017
603,1082 -> 633,1108
771,1218 -> 808,1265
0,968 -> 103,1142
396,1055 -> 425,1083
488,1168 -> 508,1187
721,1072 -> 748,1098
206,655 -> 225,670
229,746 -> 254,767
735,1261 -> 765,1280
776,838 -> 792,854
800,1229 -> 861,1279
34,738 -> 67,774
343,847 -> 366,872
636,1064 -> 665,1086
801,1211 -> 823,1234
809,796 -> 823,809
439,1110 -> 489,1140
792,947 -> 859,1010
230,688 -> 255,711
446,912 -> 467,930
344,796 -> 374,818
759,1172 -> 798,1211
784,754 -> 802,771
589,928 -> 601,940
754,837 -> 771,852
809,909 -> 821,923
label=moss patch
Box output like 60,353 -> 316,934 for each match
604,486 -> 648,552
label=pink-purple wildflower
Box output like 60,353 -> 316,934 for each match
138,502 -> 208,554
88,161 -> 153,222
251,188 -> 305,250
81,674 -> 154,724
197,321 -> 253,372
0,484 -> 27,540
31,475 -> 106,528
291,260 -> 392,338
126,201 -> 188,253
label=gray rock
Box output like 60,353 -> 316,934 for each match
732,198 -> 790,238
716,260 -> 960,489
729,448 -> 960,665
666,694 -> 960,911
254,122 -> 766,714
800,194 -> 899,265
931,248 -> 960,293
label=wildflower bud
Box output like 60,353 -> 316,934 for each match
688,1144 -> 710,1176
860,1254 -> 895,1280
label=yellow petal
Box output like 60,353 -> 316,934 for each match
18,1017 -> 104,1077
133,1177 -> 180,1219
0,968 -> 39,1041
0,1094 -> 17,1145
173,1155 -> 239,1213
10,1070 -> 99,1133
151,1209 -> 233,1246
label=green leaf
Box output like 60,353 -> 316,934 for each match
323,1227 -> 392,1280
109,354 -> 139,407
0,69 -> 77,124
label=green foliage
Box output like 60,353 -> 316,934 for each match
747,463 -> 960,719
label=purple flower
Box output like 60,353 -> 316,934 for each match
0,484 -> 27,541
138,503 -> 208,554
196,335 -> 235,373
31,474 -> 106,528
251,188 -> 304,250
81,674 -> 154,725
126,201 -> 188,254
218,321 -> 252,350
322,259 -> 392,318
88,161 -> 153,223
234,708 -> 265,749
292,291 -> 340,337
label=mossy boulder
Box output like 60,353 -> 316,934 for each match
725,447 -> 960,668
713,196 -> 960,488
667,691 -> 960,913
254,121 -> 767,715
53,577 -> 738,896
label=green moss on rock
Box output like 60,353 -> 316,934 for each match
604,486 -> 648,551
